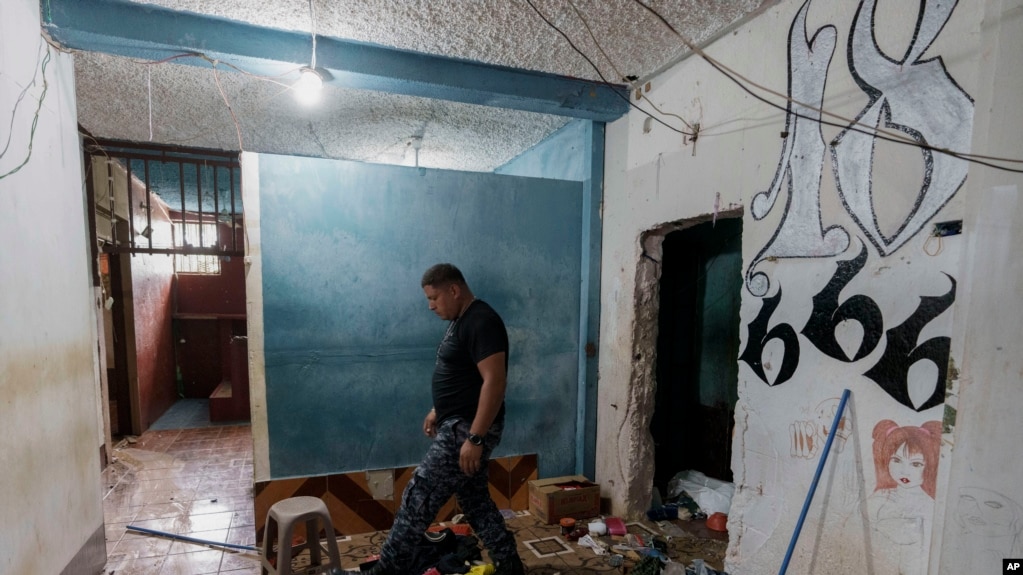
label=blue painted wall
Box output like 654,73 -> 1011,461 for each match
497,119 -> 604,480
258,155 -> 585,478
496,119 -> 589,182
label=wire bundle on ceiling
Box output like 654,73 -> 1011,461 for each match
523,0 -> 1023,174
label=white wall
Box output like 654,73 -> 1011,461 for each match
0,0 -> 106,573
241,152 -> 271,482
932,1 -> 1023,573
597,0 -> 1022,573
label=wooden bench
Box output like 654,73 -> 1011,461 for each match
209,335 -> 250,422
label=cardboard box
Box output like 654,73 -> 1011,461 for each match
527,475 -> 601,524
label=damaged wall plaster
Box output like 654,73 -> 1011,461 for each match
605,213 -> 743,517
616,232 -> 664,515
598,0 -> 1022,573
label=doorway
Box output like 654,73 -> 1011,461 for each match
103,252 -> 133,436
85,139 -> 246,441
650,217 -> 743,496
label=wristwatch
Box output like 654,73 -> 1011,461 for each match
467,433 -> 484,446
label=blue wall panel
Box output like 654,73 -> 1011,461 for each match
496,120 -> 605,479
496,119 -> 589,181
258,155 -> 583,478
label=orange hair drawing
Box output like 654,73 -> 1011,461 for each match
871,419 -> 942,498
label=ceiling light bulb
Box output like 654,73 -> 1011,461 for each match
293,67 -> 323,105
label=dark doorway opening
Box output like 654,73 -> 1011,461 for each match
651,217 -> 743,497
106,252 -> 132,436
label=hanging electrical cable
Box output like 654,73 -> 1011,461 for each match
1,37 -> 48,163
210,62 -> 244,151
293,0 -> 324,105
521,0 -> 694,137
309,0 -> 317,71
565,0 -> 695,133
147,67 -> 153,142
629,0 -> 1023,174
0,44 -> 50,182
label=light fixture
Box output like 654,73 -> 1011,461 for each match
293,67 -> 323,106
293,0 -> 323,106
409,135 -> 423,167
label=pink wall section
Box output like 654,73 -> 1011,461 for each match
174,223 -> 246,317
172,220 -> 247,401
130,202 -> 177,431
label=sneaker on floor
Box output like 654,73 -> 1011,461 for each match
494,555 -> 525,575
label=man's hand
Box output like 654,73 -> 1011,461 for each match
460,440 -> 484,476
423,409 -> 437,438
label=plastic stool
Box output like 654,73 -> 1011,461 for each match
261,496 -> 343,575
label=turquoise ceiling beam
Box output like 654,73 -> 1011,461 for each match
42,0 -> 629,122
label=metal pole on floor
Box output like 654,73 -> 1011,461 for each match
777,388 -> 851,575
126,524 -> 259,552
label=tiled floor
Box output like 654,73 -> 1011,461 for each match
102,418 -> 727,575
102,424 -> 259,574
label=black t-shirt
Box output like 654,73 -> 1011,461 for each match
432,299 -> 508,426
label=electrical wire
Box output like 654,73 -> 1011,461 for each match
1,37 -> 47,161
126,48 -> 302,150
126,51 -> 296,90
923,234 -> 943,256
210,63 -> 244,152
565,0 -> 623,83
565,0 -> 695,133
639,92 -> 695,133
0,44 -> 50,182
629,0 -> 1023,174
521,0 -> 694,137
147,67 -> 154,141
309,0 -> 318,69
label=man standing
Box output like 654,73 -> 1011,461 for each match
350,263 -> 524,575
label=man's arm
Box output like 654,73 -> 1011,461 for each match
459,352 -> 507,475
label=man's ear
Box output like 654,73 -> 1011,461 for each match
449,283 -> 461,298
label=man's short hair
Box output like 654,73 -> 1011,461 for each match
421,263 -> 466,288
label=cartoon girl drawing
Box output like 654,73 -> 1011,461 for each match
867,419 -> 942,574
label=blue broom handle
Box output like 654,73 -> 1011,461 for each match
778,388 -> 851,575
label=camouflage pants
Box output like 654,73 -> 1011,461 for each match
377,416 -> 517,573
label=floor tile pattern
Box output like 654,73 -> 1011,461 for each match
102,419 -> 726,575
102,425 -> 260,574
254,454 -> 538,544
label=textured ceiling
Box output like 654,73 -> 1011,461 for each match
67,0 -> 773,171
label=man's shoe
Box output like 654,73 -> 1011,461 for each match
494,555 -> 526,575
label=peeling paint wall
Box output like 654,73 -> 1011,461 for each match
598,0 -> 1022,573
0,0 -> 105,572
